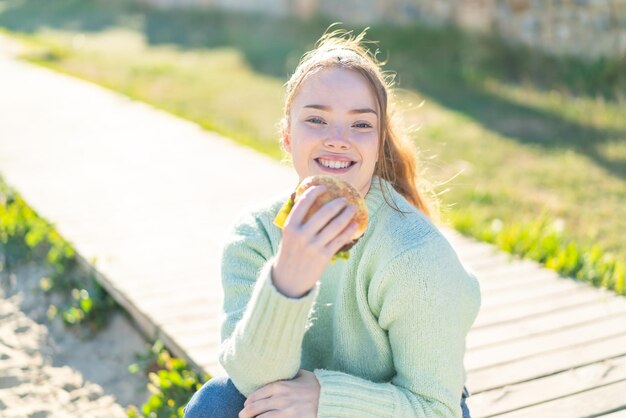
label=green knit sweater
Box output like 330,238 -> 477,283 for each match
219,176 -> 481,417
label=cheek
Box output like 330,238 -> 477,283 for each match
301,124 -> 326,137
292,129 -> 325,155
288,128 -> 315,159
356,133 -> 380,158
291,123 -> 319,140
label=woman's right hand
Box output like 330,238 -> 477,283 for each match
272,185 -> 359,298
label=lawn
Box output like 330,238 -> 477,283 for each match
1,0 -> 624,272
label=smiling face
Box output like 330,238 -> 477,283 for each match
283,67 -> 380,197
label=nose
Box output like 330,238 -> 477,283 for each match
324,125 -> 350,149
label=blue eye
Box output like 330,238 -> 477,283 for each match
307,117 -> 325,125
354,122 -> 372,129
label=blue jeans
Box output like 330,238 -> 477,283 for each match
184,377 -> 246,418
184,377 -> 472,418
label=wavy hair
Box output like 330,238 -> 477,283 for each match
280,27 -> 438,220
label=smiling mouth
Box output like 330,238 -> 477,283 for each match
315,158 -> 356,170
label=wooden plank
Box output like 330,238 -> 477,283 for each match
473,287 -> 615,328
137,294 -> 219,313
479,277 -> 589,309
140,301 -> 220,328
479,268 -> 562,292
477,269 -> 560,294
467,334 -> 626,393
475,262 -> 553,281
467,295 -> 626,349
473,259 -> 549,281
468,355 -> 626,417
186,345 -> 220,371
597,408 -> 626,417
124,280 -> 221,302
170,331 -> 219,351
160,317 -> 219,338
466,315 -> 626,371
464,252 -> 515,271
446,236 -> 499,259
492,379 -> 626,418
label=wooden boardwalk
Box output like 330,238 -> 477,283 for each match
1,40 -> 624,417
445,233 -> 626,417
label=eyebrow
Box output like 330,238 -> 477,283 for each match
304,104 -> 377,115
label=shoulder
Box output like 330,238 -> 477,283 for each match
371,210 -> 462,288
228,192 -> 289,234
222,192 -> 290,256
363,184 -> 442,262
369,225 -> 481,330
376,194 -> 473,289
365,186 -> 480,310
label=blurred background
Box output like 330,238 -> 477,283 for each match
2,0 -> 624,270
0,0 -> 625,416
0,0 -> 626,260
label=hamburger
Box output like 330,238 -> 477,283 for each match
273,175 -> 368,262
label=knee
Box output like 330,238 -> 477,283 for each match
184,376 -> 245,418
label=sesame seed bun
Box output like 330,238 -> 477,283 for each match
273,175 -> 368,261
294,175 -> 368,243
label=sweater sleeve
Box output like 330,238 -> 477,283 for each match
218,212 -> 321,396
313,234 -> 481,417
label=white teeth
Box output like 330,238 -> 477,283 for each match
319,159 -> 351,169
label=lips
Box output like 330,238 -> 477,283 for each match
315,158 -> 356,173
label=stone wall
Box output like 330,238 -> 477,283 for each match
419,0 -> 626,59
137,0 -> 626,59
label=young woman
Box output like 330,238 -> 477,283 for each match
185,29 -> 481,418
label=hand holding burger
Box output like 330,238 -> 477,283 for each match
271,175 -> 369,298
274,175 -> 369,259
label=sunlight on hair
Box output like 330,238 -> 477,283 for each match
280,24 -> 441,222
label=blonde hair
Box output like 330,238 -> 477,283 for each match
280,27 -> 438,220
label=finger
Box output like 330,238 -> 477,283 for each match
256,412 -> 282,418
301,197 -> 349,236
240,398 -> 281,418
313,205 -> 357,247
284,185 -> 327,228
244,385 -> 274,407
325,220 -> 359,257
238,406 -> 252,418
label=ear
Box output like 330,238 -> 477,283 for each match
282,131 -> 292,153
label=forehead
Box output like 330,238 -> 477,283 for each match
291,67 -> 378,111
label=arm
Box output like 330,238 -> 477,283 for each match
314,235 -> 481,417
220,184 -> 358,397
218,213 -> 320,396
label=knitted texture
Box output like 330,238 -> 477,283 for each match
218,176 -> 481,417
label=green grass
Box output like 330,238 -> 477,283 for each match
2,26 -> 287,159
0,174 -> 119,332
127,340 -> 209,418
450,210 -> 624,295
0,174 -> 206,416
1,0 -> 625,292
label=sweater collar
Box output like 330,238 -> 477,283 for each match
364,175 -> 397,220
